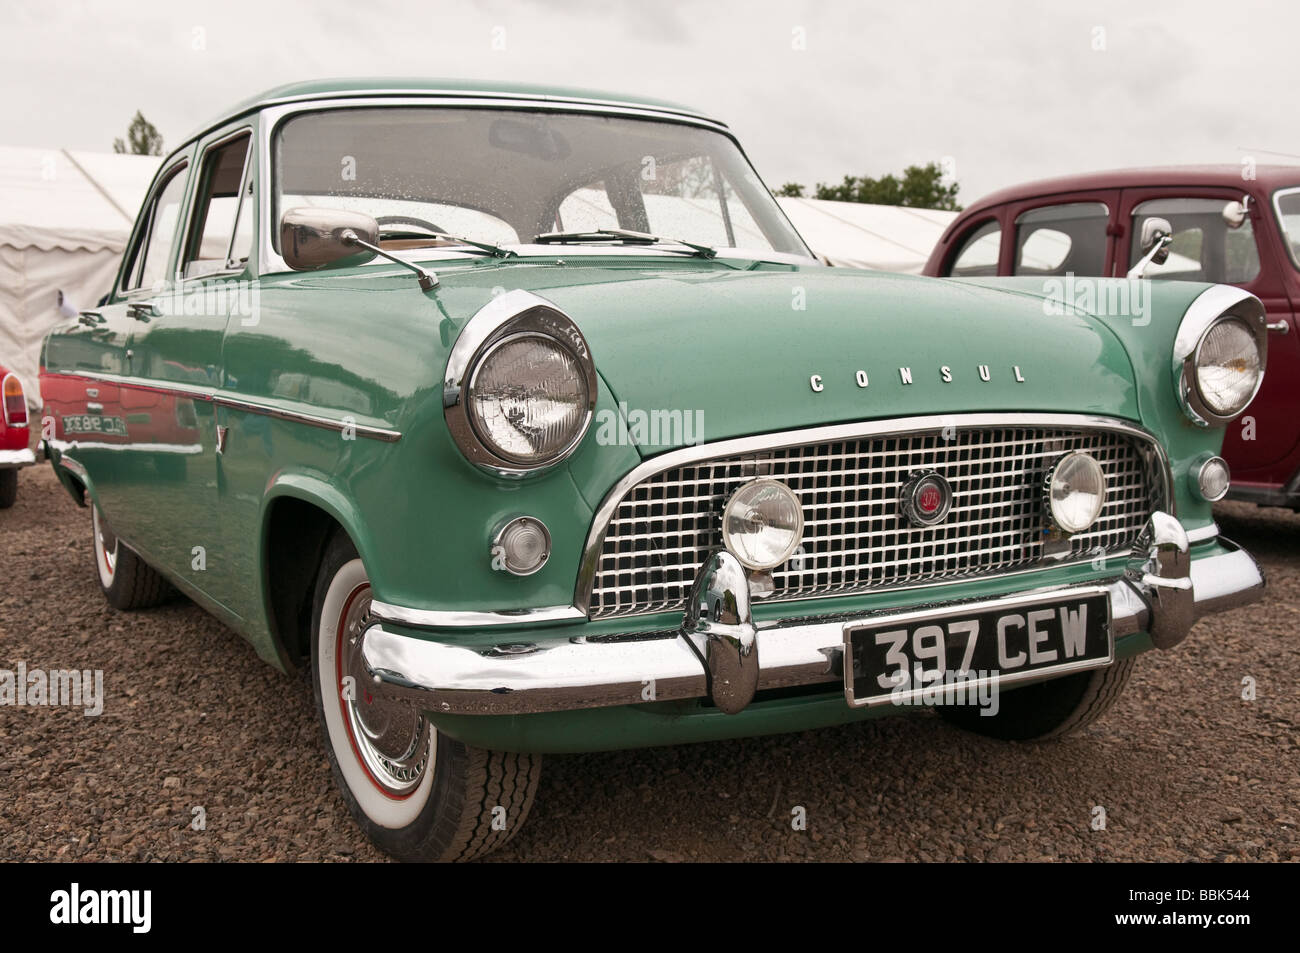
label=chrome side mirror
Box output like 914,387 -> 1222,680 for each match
280,207 -> 379,271
280,206 -> 438,290
1222,198 -> 1250,230
1127,217 -> 1174,279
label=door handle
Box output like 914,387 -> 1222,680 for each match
127,301 -> 158,321
77,311 -> 105,327
1266,320 -> 1290,334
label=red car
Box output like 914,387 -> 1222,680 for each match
924,165 -> 1300,508
0,364 -> 34,508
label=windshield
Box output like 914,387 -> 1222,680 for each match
273,106 -> 812,260
1275,188 -> 1300,269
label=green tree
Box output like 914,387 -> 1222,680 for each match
112,111 -> 164,156
777,162 -> 961,210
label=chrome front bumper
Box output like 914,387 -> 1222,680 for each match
360,513 -> 1264,717
0,448 -> 35,468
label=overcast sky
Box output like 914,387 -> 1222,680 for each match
2,0 -> 1296,204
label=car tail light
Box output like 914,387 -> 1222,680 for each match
2,374 -> 28,427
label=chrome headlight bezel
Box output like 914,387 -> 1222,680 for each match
1173,285 -> 1267,427
444,290 -> 597,476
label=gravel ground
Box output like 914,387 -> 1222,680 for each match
1,461 -> 1296,863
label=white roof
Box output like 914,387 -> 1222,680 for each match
777,197 -> 956,273
0,146 -> 160,252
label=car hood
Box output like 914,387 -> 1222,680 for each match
298,258 -> 1143,455
440,262 -> 1140,454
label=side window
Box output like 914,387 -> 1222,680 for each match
122,164 -> 188,292
557,182 -> 619,233
1129,197 -> 1261,285
946,220 -> 1001,276
183,132 -> 252,279
1012,202 -> 1108,276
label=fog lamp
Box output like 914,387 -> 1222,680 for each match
1045,451 -> 1106,534
722,479 -> 804,571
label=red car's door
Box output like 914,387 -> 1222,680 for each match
1117,186 -> 1299,475
1002,190 -> 1123,280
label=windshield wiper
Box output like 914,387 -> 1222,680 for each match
533,228 -> 716,259
376,226 -> 516,259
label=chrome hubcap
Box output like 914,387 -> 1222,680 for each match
338,586 -> 429,794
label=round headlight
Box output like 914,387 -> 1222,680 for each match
1045,451 -> 1106,534
467,333 -> 590,466
1195,319 -> 1263,418
722,479 -> 804,571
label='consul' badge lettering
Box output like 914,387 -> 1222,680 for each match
809,364 -> 1027,392
900,470 -> 952,527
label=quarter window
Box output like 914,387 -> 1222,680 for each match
123,164 -> 188,292
1129,197 -> 1261,285
946,220 -> 1001,276
1012,202 -> 1108,276
184,132 -> 252,279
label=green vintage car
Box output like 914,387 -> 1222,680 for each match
41,79 -> 1267,862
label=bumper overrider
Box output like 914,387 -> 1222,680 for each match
359,512 -> 1263,717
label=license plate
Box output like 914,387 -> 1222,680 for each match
62,414 -> 128,437
843,588 -> 1112,708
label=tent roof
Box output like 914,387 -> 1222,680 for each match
776,197 -> 957,273
0,146 -> 160,252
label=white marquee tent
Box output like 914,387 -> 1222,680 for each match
0,147 -> 160,403
0,148 -> 955,406
776,197 -> 956,272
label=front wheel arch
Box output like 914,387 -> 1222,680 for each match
259,474 -> 376,670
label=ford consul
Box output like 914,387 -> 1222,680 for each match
41,80 -> 1266,861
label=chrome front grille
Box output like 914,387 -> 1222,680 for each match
586,421 -> 1163,619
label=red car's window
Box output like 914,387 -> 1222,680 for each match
1129,197 -> 1261,285
946,220 -> 1001,276
1012,202 -> 1108,276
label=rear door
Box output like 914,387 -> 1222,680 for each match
1119,186 -> 1299,472
1005,191 -> 1121,280
123,125 -> 255,607
43,153 -> 193,547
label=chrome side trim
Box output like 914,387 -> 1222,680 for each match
574,412 -> 1174,616
368,600 -> 587,629
40,371 -> 401,443
215,394 -> 402,442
